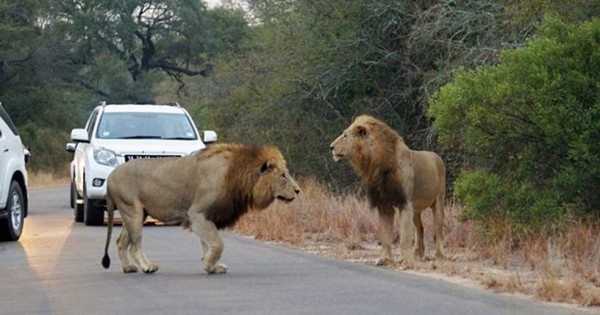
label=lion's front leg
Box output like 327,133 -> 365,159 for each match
189,212 -> 227,274
376,208 -> 395,266
398,204 -> 415,269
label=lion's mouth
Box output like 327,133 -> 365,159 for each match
332,153 -> 344,162
277,196 -> 295,203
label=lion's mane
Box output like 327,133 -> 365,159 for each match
346,115 -> 409,214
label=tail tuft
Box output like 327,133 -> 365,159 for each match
102,254 -> 111,269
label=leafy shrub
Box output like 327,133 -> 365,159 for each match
428,16 -> 600,230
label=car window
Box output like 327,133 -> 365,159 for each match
96,112 -> 198,140
86,110 -> 99,136
0,104 -> 19,136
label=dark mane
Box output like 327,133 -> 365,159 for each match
201,144 -> 272,229
354,116 -> 408,214
366,168 -> 407,215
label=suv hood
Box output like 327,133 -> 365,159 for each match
93,138 -> 206,156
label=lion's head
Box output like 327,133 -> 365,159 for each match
330,115 -> 400,174
252,146 -> 301,208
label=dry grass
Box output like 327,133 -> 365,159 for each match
28,171 -> 69,187
232,178 -> 600,309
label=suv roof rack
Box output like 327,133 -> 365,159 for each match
99,101 -> 107,107
169,102 -> 181,107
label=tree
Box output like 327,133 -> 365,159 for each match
184,0 -> 526,189
0,0 -> 43,94
48,0 -> 248,102
428,16 -> 600,230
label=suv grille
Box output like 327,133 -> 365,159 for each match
124,155 -> 182,162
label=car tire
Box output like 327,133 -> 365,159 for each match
0,181 -> 25,241
70,180 -> 76,208
73,180 -> 84,222
83,181 -> 104,226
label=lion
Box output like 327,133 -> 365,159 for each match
330,115 -> 446,268
101,143 -> 301,274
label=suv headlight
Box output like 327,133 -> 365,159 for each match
94,149 -> 118,167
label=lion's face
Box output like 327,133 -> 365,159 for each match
330,118 -> 368,163
253,158 -> 301,208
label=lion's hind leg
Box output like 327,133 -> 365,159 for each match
116,226 -> 138,273
120,201 -> 159,274
189,212 -> 227,274
432,197 -> 446,260
413,208 -> 425,260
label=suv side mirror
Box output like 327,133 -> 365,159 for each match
203,130 -> 217,144
71,128 -> 90,143
65,143 -> 76,153
23,147 -> 31,163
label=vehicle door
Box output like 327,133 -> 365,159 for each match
0,105 -> 21,207
0,118 -> 8,205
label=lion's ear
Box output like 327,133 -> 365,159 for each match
260,160 -> 272,174
354,125 -> 367,137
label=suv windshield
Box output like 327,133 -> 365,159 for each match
96,112 -> 198,140
0,103 -> 19,135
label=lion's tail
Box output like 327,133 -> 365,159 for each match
101,189 -> 115,269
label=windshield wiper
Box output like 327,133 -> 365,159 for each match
118,135 -> 163,139
161,137 -> 195,140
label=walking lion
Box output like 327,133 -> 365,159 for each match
102,143 -> 300,274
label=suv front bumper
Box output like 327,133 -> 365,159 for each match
85,162 -> 115,200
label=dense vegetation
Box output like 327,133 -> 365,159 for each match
1,0 -> 599,231
429,16 -> 600,231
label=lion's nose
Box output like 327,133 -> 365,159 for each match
295,188 -> 301,195
329,145 -> 334,151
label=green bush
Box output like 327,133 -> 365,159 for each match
429,16 -> 600,230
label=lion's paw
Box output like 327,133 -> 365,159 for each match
375,257 -> 395,266
398,261 -> 415,270
396,257 -> 416,270
143,264 -> 159,274
206,263 -> 228,274
122,265 -> 139,273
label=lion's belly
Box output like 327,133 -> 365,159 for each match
138,194 -> 191,223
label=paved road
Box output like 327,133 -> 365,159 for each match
0,186 -> 592,315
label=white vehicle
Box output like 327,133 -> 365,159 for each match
66,102 -> 217,226
0,102 -> 29,241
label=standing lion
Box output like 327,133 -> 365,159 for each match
102,143 -> 300,274
330,115 -> 446,268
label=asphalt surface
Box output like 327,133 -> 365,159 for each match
0,186 -> 593,315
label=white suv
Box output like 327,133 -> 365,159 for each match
0,102 -> 29,241
66,102 -> 217,226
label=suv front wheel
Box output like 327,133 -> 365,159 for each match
72,179 -> 84,222
83,179 -> 104,226
0,181 -> 25,241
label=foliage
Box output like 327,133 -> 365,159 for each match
180,0 -> 526,191
46,0 -> 249,103
0,1 -> 95,173
429,16 -> 600,229
2,0 -> 600,235
0,1 -> 249,172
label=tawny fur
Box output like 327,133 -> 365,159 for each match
330,115 -> 446,267
102,143 -> 300,274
